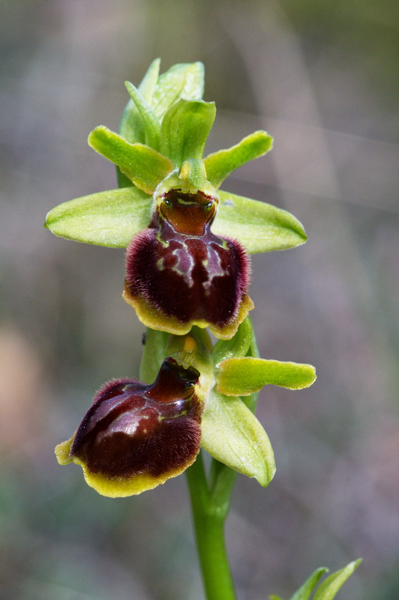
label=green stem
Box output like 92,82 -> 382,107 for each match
186,452 -> 237,600
185,317 -> 261,599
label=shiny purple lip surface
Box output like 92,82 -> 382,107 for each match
71,358 -> 202,479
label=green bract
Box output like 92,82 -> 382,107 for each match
45,59 -> 306,254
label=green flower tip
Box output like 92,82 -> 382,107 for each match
46,60 -> 306,260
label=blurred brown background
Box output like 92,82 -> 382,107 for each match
1,1 -> 399,599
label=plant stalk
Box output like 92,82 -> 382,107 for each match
186,452 -> 237,600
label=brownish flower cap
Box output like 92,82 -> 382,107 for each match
55,358 -> 202,497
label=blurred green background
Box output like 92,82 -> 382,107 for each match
1,1 -> 399,599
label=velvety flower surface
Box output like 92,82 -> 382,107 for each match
56,357 -> 202,497
123,186 -> 253,339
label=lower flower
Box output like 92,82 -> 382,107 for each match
55,358 -> 202,497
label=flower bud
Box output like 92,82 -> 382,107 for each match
123,186 -> 253,339
55,358 -> 202,497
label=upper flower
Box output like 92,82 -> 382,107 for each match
45,60 -> 308,338
123,165 -> 252,338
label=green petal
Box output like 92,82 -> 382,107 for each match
160,99 -> 216,167
313,560 -> 362,600
216,357 -> 316,395
289,568 -> 329,600
152,62 -> 205,119
125,81 -> 161,150
213,191 -> 307,254
204,131 -> 273,188
201,389 -> 276,486
45,187 -> 153,248
88,126 -> 173,194
212,316 -> 253,365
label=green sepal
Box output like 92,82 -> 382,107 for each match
213,190 -> 307,254
216,357 -> 316,395
152,62 -> 205,120
289,567 -> 328,600
269,596 -> 284,600
139,328 -> 170,384
88,126 -> 173,194
212,316 -> 253,365
125,81 -> 161,150
160,99 -> 216,168
201,389 -> 276,486
313,560 -> 362,600
204,131 -> 273,188
45,184 -> 308,252
138,58 -> 161,104
44,187 -> 153,248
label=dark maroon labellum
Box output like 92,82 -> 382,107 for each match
71,358 -> 202,479
124,189 -> 251,336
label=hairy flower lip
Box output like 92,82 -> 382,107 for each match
56,358 -> 205,497
123,214 -> 253,339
